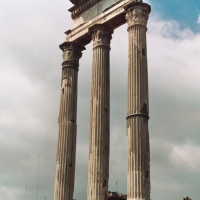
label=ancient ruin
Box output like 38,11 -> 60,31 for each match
54,0 -> 151,200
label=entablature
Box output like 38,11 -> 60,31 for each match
66,0 -> 149,46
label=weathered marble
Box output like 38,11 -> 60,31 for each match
54,2 -> 151,200
125,3 -> 151,200
87,24 -> 112,200
54,42 -> 85,200
66,0 -> 144,45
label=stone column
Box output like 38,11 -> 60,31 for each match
54,42 -> 85,200
125,3 -> 151,200
87,24 -> 112,200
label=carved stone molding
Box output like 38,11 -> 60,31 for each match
69,0 -> 103,19
126,6 -> 150,29
69,0 -> 84,5
59,42 -> 85,70
89,25 -> 113,49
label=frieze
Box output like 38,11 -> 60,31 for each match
96,7 -> 124,24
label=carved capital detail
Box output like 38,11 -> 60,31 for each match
59,42 -> 85,69
90,25 -> 112,49
126,6 -> 149,28
62,49 -> 81,63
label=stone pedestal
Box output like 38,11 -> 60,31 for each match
87,25 -> 112,200
125,3 -> 151,200
54,42 -> 85,200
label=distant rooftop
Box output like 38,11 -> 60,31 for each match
108,191 -> 127,200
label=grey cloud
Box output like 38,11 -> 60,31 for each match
1,1 -> 200,200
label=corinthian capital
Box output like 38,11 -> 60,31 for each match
126,6 -> 149,28
89,25 -> 113,49
59,42 -> 85,69
62,49 -> 81,62
60,42 -> 85,62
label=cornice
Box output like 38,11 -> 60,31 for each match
69,0 -> 79,5
68,0 -> 103,19
69,0 -> 86,5
124,2 -> 151,14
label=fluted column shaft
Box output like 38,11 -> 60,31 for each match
54,42 -> 85,200
126,3 -> 151,200
87,25 -> 112,200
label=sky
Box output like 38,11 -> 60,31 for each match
0,0 -> 200,200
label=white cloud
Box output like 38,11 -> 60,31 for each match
170,143 -> 200,170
